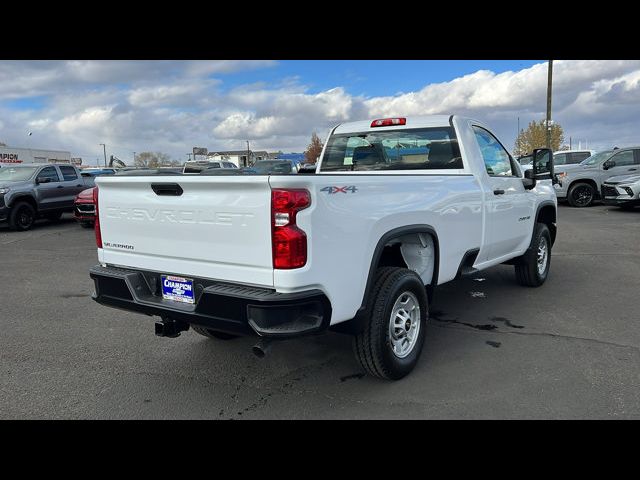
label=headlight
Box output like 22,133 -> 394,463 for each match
0,187 -> 10,195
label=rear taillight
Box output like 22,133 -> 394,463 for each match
271,189 -> 311,269
93,187 -> 102,248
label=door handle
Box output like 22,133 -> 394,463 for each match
628,168 -> 637,171
56,185 -> 64,189
76,184 -> 82,187
493,189 -> 505,195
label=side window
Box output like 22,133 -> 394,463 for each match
633,149 -> 640,165
472,126 -> 514,176
38,166 -> 60,182
568,152 -> 589,164
554,153 -> 567,166
610,150 -> 634,167
59,165 -> 78,181
210,162 -> 221,168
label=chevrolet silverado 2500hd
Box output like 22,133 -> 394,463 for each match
89,115 -> 557,380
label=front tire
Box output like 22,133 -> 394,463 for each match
353,267 -> 428,380
515,223 -> 551,287
567,182 -> 595,207
191,325 -> 238,340
9,202 -> 36,231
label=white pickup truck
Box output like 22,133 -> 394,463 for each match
90,115 -> 557,380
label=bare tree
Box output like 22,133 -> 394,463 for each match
0,141 -> 6,147
134,151 -> 174,168
304,132 -> 324,164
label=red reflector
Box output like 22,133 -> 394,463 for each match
93,187 -> 102,248
371,117 -> 406,128
271,189 -> 311,269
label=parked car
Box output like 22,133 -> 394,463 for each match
0,163 -> 92,231
554,147 -> 640,207
74,187 -> 97,228
183,160 -> 238,174
519,149 -> 594,170
601,173 -> 640,209
245,159 -> 298,174
89,115 -> 557,380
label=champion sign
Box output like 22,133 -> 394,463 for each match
1,153 -> 22,163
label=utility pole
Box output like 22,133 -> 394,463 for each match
99,143 -> 107,167
133,152 -> 136,165
546,60 -> 553,149
246,140 -> 250,167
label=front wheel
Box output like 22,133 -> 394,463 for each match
515,223 -> 551,287
353,267 -> 428,380
8,202 -> 36,231
567,182 -> 595,207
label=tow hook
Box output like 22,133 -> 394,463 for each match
252,337 -> 273,358
155,317 -> 190,338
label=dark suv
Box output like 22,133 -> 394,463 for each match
0,163 -> 91,231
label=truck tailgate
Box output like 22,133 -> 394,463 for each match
95,175 -> 274,287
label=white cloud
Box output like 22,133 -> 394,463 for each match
2,60 -> 640,163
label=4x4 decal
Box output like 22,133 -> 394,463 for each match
321,186 -> 358,194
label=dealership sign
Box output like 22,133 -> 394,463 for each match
1,153 -> 22,163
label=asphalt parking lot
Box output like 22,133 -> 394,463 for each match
1,204 -> 639,419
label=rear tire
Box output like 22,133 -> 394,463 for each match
191,325 -> 238,340
9,202 -> 36,231
567,182 -> 595,207
515,223 -> 551,287
353,267 -> 428,380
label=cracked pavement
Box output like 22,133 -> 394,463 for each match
1,205 -> 639,419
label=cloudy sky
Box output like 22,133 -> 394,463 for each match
1,60 -> 639,165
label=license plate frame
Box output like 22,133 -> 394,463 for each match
160,275 -> 195,304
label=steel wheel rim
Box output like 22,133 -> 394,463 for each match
537,236 -> 548,276
388,291 -> 421,359
573,186 -> 592,206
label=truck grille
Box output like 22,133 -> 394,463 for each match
602,185 -> 619,198
76,204 -> 95,214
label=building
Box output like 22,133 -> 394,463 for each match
0,146 -> 73,166
207,150 -> 270,168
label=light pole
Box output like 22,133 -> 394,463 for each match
133,151 -> 136,165
246,140 -> 250,167
546,60 -> 553,149
99,143 -> 107,168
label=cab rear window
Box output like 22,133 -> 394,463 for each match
320,127 -> 462,172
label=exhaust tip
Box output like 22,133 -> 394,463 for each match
252,338 -> 272,358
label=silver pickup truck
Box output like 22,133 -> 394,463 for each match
0,163 -> 91,230
555,147 -> 640,207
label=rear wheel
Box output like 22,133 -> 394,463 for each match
515,223 -> 551,287
191,325 -> 239,340
567,182 -> 595,207
9,202 -> 36,231
353,267 -> 428,380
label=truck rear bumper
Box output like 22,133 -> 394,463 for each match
89,265 -> 332,338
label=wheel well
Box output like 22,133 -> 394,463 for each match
568,178 -> 598,194
536,204 -> 557,246
9,195 -> 37,212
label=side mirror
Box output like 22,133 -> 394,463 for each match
523,168 -> 536,189
36,176 -> 51,184
603,160 -> 615,170
533,148 -> 554,180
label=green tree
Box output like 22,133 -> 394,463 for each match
514,120 -> 564,156
304,132 -> 324,164
134,151 -> 174,168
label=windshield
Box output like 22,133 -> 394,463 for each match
320,127 -> 462,172
251,161 -> 292,174
0,166 -> 38,182
581,150 -> 612,166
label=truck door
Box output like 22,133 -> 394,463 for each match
602,149 -> 639,181
472,126 -> 532,261
58,165 -> 85,207
34,166 -> 65,210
